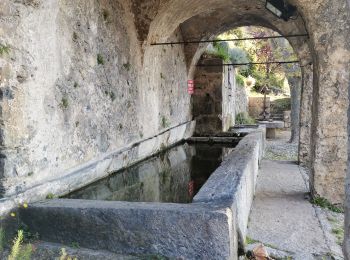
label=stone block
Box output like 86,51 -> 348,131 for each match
20,200 -> 236,259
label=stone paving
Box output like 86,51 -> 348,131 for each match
246,131 -> 344,260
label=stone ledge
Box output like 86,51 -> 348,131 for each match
0,121 -> 195,215
20,199 -> 235,259
193,127 -> 266,250
258,121 -> 284,129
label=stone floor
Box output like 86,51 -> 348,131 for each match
246,130 -> 344,260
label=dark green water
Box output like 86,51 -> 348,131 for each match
65,142 -> 238,203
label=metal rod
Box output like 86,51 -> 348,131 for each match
150,34 -> 309,46
197,60 -> 300,67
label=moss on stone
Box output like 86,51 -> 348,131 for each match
97,54 -> 105,65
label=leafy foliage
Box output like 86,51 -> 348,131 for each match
60,248 -> 78,260
0,44 -> 10,56
46,193 -> 55,199
212,26 -> 301,94
272,98 -> 291,112
236,112 -> 256,125
236,74 -> 246,86
161,116 -> 170,128
97,54 -> 105,65
0,227 -> 5,253
311,196 -> 344,213
8,230 -> 33,260
207,41 -> 231,62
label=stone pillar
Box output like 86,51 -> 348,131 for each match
289,75 -> 302,143
343,0 -> 350,257
299,64 -> 313,166
309,46 -> 348,205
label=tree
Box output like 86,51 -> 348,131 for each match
223,26 -> 302,142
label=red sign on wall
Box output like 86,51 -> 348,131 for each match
187,80 -> 195,95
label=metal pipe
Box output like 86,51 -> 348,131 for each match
150,34 -> 308,46
196,60 -> 300,67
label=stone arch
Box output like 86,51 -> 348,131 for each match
143,0 -> 350,251
143,0 -> 324,192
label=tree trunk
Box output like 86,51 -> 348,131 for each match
288,76 -> 302,143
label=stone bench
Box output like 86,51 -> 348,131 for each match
258,121 -> 284,139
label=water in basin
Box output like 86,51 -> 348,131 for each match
64,141 -> 238,203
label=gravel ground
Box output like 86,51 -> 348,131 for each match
264,130 -> 298,161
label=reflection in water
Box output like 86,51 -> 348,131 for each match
65,142 -> 238,203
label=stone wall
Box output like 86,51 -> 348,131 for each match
192,56 -> 236,135
192,57 -> 223,135
235,83 -> 248,117
249,97 -> 271,120
0,0 -> 192,211
192,56 -> 246,135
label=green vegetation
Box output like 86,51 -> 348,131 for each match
8,230 -> 33,260
207,42 -> 231,62
235,112 -> 256,125
159,143 -> 167,152
332,227 -> 344,246
123,62 -> 131,71
97,54 -> 105,65
60,98 -> 69,110
46,193 -> 55,199
245,236 -> 259,245
272,98 -> 291,111
0,227 -> 5,253
71,242 -> 80,249
311,196 -> 344,213
161,116 -> 170,128
0,44 -> 10,56
109,91 -> 116,101
60,248 -> 78,260
72,32 -> 78,41
19,223 -> 39,243
102,10 -> 109,21
210,26 -> 299,95
160,73 -> 165,80
236,74 -> 246,87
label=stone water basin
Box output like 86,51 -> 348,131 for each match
64,141 -> 239,203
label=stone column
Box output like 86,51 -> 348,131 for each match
309,44 -> 349,205
289,75 -> 302,143
343,0 -> 350,257
299,64 -> 313,166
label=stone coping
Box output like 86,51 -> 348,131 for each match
258,121 -> 284,129
19,126 -> 266,259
